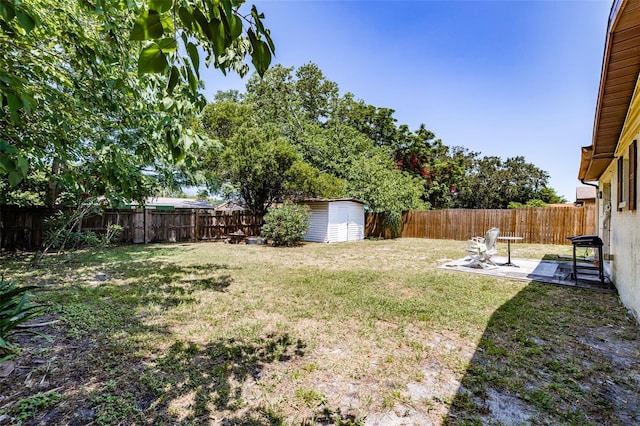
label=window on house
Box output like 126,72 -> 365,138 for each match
630,140 -> 637,211
617,145 -> 634,211
618,156 -> 625,210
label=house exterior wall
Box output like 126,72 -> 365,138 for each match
304,203 -> 329,243
581,1 -> 640,325
600,138 -> 640,321
610,209 -> 640,321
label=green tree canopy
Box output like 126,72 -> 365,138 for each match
220,125 -> 298,215
196,62 -> 566,214
346,153 -> 426,213
1,0 -> 274,207
198,64 -> 446,213
454,155 -> 562,209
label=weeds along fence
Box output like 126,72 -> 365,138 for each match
366,205 -> 596,245
0,206 -> 264,251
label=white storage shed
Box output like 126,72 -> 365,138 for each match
299,198 -> 365,243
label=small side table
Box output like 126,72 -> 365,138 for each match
498,236 -> 523,267
227,231 -> 246,244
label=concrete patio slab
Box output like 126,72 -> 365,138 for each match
440,256 -> 615,293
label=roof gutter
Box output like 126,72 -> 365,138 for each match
580,179 -> 599,189
580,0 -> 628,181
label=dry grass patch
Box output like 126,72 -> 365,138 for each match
0,238 -> 637,425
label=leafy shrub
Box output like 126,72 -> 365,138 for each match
43,207 -> 92,252
507,201 -> 523,209
525,199 -> 547,207
103,224 -> 123,246
43,207 -> 123,253
261,201 -> 310,247
0,279 -> 43,352
508,199 -> 548,209
382,211 -> 403,239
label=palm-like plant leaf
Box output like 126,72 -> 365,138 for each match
0,280 -> 44,349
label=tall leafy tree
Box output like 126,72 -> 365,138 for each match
455,155 -> 553,209
244,64 -> 300,133
393,125 -> 471,209
284,160 -> 347,200
294,62 -> 339,123
536,187 -> 567,204
347,152 -> 426,213
1,0 -> 274,206
197,98 -> 348,204
1,0 -> 162,206
199,95 -> 254,141
198,62 -> 566,214
200,63 -> 457,212
332,94 -> 398,148
244,62 -> 340,143
220,125 -> 298,215
183,95 -> 254,193
295,122 -> 374,177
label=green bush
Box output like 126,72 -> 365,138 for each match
382,211 -> 403,239
508,199 -> 548,209
103,224 -> 123,246
507,201 -> 523,209
525,199 -> 547,207
261,201 -> 310,247
43,208 -> 123,252
0,279 -> 43,352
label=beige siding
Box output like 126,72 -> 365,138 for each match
603,154 -> 640,321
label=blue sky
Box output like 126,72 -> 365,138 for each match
202,0 -> 612,201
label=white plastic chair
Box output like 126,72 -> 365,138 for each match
466,227 -> 500,269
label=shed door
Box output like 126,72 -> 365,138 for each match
346,204 -> 364,241
337,206 -> 349,242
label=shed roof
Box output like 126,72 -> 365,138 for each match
576,186 -> 597,201
131,197 -> 215,209
579,0 -> 640,181
296,198 -> 366,205
215,200 -> 246,211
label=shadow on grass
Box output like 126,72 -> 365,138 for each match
3,314 -> 308,424
35,259 -> 237,313
147,334 -> 306,421
0,249 -> 312,424
103,262 -> 235,309
444,282 -> 640,425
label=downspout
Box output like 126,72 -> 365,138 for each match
580,179 -> 602,238
581,179 -> 599,189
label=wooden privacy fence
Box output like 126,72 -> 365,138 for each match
367,205 -> 596,245
0,206 -> 53,251
0,206 -> 264,251
2,204 -> 595,250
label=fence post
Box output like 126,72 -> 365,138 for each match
193,209 -> 198,241
144,209 -> 151,244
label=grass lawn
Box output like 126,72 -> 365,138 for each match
1,238 -> 639,425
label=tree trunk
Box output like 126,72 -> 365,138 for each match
46,157 -> 61,207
